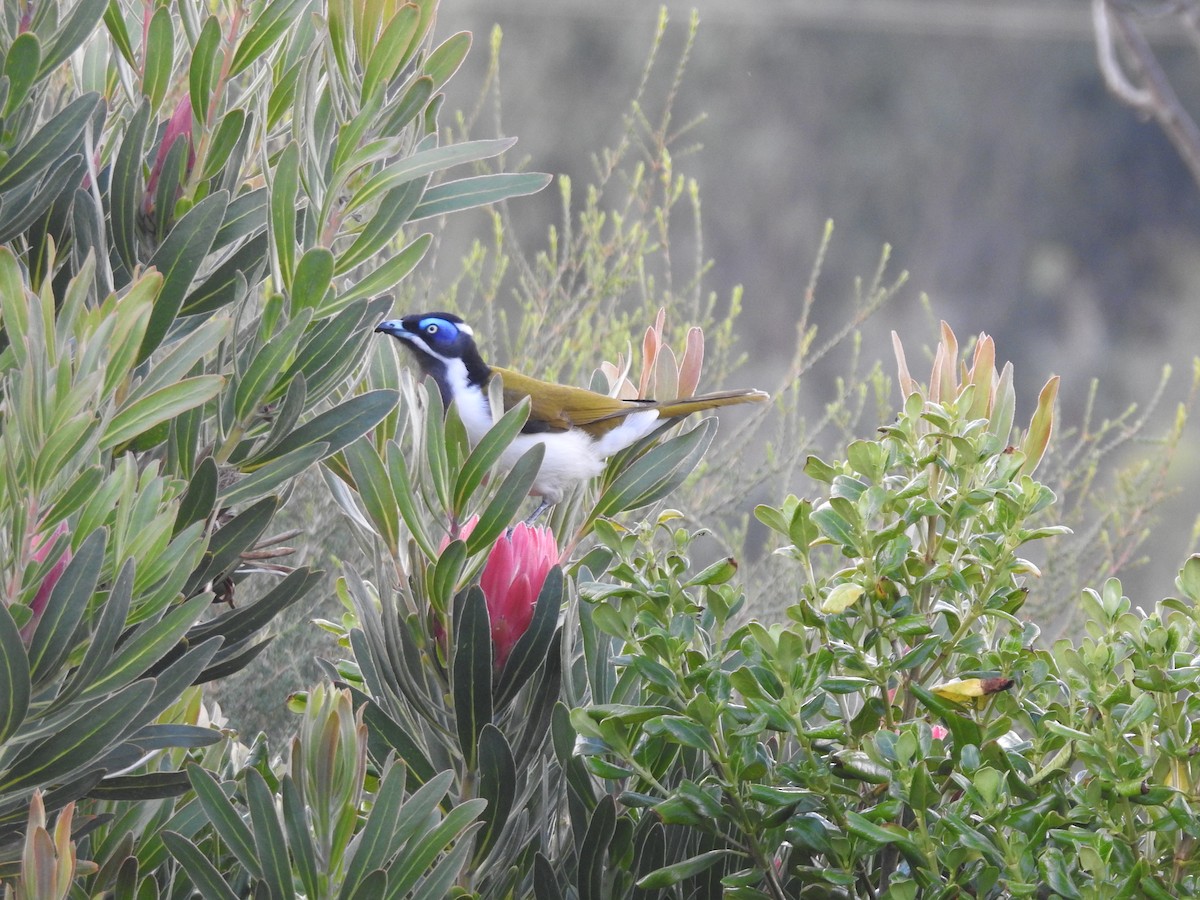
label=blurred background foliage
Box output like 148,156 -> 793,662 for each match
217,0 -> 1200,738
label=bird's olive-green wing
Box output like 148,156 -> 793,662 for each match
489,367 -> 651,436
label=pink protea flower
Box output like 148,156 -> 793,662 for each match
931,724 -> 949,741
144,95 -> 196,216
478,523 -> 557,670
21,521 -> 71,642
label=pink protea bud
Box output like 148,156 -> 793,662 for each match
144,95 -> 196,215
21,521 -> 70,642
931,724 -> 949,741
479,523 -> 557,670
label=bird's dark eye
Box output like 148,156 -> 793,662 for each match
426,324 -> 438,334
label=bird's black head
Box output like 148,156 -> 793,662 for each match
375,312 -> 476,357
375,312 -> 491,397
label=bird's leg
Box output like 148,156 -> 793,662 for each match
524,497 -> 552,526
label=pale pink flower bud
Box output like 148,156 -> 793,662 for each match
21,521 -> 70,642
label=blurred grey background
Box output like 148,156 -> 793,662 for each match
435,0 -> 1200,600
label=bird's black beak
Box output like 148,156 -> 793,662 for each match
375,319 -> 404,337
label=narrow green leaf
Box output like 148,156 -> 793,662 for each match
346,439 -> 400,554
0,680 -> 153,792
475,724 -> 515,860
89,771 -> 192,800
636,850 -> 733,890
229,0 -> 310,76
589,418 -> 715,525
185,764 -> 262,877
102,376 -> 224,450
189,16 -> 222,122
0,93 -> 98,191
269,141 -> 300,288
125,316 -> 229,407
495,566 -> 562,708
80,595 -> 211,700
346,138 -> 517,216
250,389 -> 398,467
340,761 -> 407,898
246,768 -> 291,899
220,443 -> 327,507
103,0 -> 135,65
162,830 -> 240,899
410,173 -> 552,222
0,604 -> 30,744
139,190 -> 230,362
282,777 -> 319,899
361,4 -> 420,101
213,186 -> 267,249
325,233 -> 431,315
233,310 -> 311,421
110,101 -> 150,272
61,558 -> 133,703
361,701 -> 436,786
333,178 -> 426,274
39,0 -> 108,77
28,529 -> 106,685
199,108 -> 248,181
385,439 -> 437,560
579,797 -> 617,900
189,567 -> 321,648
142,6 -> 174,110
180,233 -> 265,317
453,587 -> 494,769
175,457 -> 218,535
453,396 -> 529,513
386,799 -> 486,898
183,496 -> 278,597
464,444 -> 544,557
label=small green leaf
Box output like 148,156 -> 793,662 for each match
292,246 -> 334,313
189,16 -> 222,122
3,33 -> 41,116
38,0 -> 107,77
199,109 -> 248,181
423,31 -> 471,89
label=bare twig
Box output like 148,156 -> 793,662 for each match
1093,0 -> 1200,187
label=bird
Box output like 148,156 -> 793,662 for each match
375,312 -> 769,518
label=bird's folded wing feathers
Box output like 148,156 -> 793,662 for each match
490,366 -> 651,434
490,367 -> 768,435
